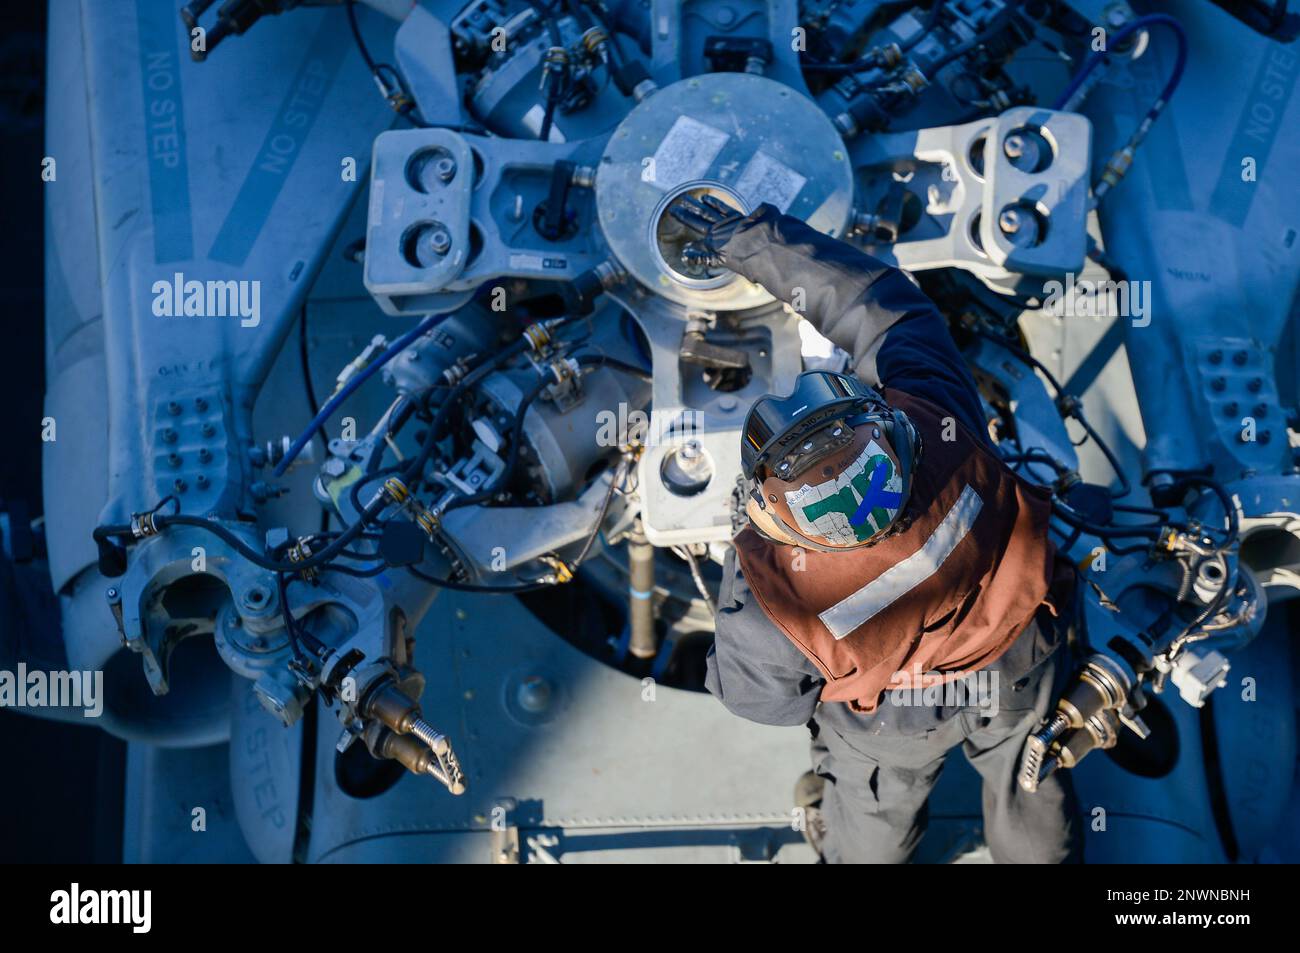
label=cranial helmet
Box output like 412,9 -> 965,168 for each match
740,371 -> 920,552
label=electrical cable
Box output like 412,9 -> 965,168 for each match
569,458 -> 625,569
583,0 -> 625,68
440,351 -> 647,515
406,454 -> 627,593
800,2 -> 944,74
527,0 -> 568,141
298,306 -> 328,446
972,325 -> 1131,498
926,0 -> 1025,73
673,545 -> 717,616
439,374 -> 551,515
274,313 -> 448,478
1052,12 -> 1186,111
345,0 -> 485,133
1052,13 -> 1187,202
407,565 -> 554,593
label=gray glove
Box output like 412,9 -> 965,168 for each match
667,194 -> 749,271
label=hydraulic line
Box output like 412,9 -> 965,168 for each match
1051,13 -> 1188,203
274,313 -> 448,477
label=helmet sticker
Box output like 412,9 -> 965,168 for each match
784,440 -> 903,546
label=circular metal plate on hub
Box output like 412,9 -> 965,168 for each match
596,73 -> 854,310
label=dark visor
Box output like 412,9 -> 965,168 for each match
742,371 -> 879,477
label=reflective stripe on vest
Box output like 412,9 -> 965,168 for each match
818,484 -> 984,640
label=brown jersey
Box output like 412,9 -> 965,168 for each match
733,389 -> 1059,713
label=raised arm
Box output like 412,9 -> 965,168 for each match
717,203 -> 989,440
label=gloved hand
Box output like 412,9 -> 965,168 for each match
666,194 -> 749,272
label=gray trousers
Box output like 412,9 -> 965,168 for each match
809,623 -> 1082,864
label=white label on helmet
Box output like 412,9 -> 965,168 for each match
783,439 -> 903,547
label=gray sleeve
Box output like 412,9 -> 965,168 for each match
720,204 -> 989,441
705,546 -> 823,727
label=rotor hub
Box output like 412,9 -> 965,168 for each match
595,72 -> 854,310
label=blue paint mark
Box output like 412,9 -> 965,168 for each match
850,460 -> 901,527
1208,44 -> 1299,227
208,15 -> 350,265
137,0 -> 194,263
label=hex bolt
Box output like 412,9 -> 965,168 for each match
998,208 -> 1022,234
168,452 -> 182,467
167,401 -> 182,416
196,474 -> 210,489
429,228 -> 452,256
198,448 -> 212,463
195,397 -> 209,412
1233,350 -> 1248,365
1248,377 -> 1263,393
1003,134 -> 1025,159
162,428 -> 178,444
173,478 -> 188,493
435,157 -> 457,182
242,586 -> 270,611
201,422 -> 216,438
1210,377 -> 1226,392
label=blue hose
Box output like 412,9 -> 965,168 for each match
273,312 -> 447,478
1052,13 -> 1188,111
